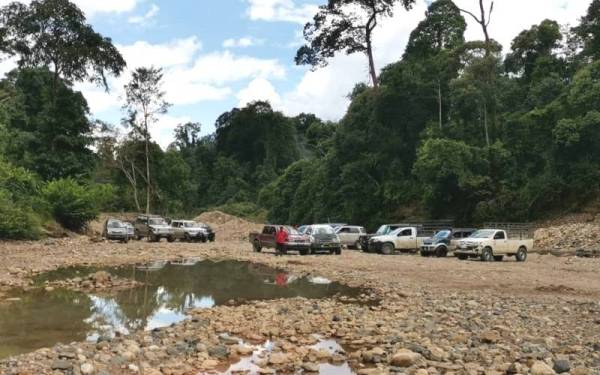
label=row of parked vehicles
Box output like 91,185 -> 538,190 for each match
102,215 -> 216,243
250,222 -> 534,262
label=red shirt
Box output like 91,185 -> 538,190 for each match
275,229 -> 288,244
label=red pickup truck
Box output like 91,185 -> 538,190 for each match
249,225 -> 311,255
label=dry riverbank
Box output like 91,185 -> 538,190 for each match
0,238 -> 599,374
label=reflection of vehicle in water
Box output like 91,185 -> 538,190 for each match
169,258 -> 201,266
135,261 -> 168,271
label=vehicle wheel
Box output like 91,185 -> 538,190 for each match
420,250 -> 429,257
480,247 -> 493,262
167,236 -> 175,243
300,248 -> 309,256
253,241 -> 262,253
335,247 -> 342,255
457,254 -> 468,260
436,246 -> 448,258
201,237 -> 208,243
123,237 -> 130,244
493,255 -> 504,262
516,247 -> 528,262
381,243 -> 394,255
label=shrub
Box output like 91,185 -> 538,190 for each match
42,179 -> 99,231
0,190 -> 40,240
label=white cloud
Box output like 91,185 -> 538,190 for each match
223,36 -> 265,48
245,0 -> 319,24
152,115 -> 192,150
118,37 -> 202,69
128,3 -> 160,25
0,0 -> 140,16
188,51 -> 285,85
237,77 -> 282,107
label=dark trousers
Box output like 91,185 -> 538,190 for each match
276,243 -> 286,255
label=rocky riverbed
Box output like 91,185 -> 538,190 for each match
0,237 -> 599,374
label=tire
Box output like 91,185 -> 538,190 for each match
436,246 -> 448,258
420,250 -> 429,257
253,241 -> 262,253
167,236 -> 175,243
457,254 -> 468,260
335,247 -> 342,255
123,237 -> 130,244
493,255 -> 504,262
149,234 -> 159,243
300,248 -> 309,256
480,247 -> 493,262
516,247 -> 528,262
135,231 -> 143,241
381,243 -> 394,255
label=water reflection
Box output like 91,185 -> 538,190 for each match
0,260 -> 359,359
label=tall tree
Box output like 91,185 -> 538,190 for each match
0,0 -> 126,91
458,0 -> 494,56
1,68 -> 94,180
123,67 -> 170,214
574,0 -> 600,60
404,0 -> 466,130
295,0 -> 416,88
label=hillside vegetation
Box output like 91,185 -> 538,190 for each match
1,0 -> 600,238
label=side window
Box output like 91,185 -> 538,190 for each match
262,227 -> 270,234
338,227 -> 348,233
453,232 -> 462,239
494,231 -> 506,240
401,229 -> 412,236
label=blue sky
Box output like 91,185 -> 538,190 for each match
0,0 -> 590,148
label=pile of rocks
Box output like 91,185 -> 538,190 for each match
535,220 -> 600,254
195,210 -> 262,242
45,271 -> 142,293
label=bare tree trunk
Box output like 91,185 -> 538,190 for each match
483,102 -> 490,147
437,80 -> 443,131
131,162 -> 141,211
365,12 -> 378,89
145,135 -> 151,215
459,0 -> 494,56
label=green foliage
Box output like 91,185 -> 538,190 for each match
0,190 -> 40,240
1,68 -> 94,180
41,179 -> 100,231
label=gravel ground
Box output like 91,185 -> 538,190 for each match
0,238 -> 599,374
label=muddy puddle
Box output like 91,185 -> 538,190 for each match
0,260 -> 360,359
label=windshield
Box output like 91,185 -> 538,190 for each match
313,226 -> 335,235
107,220 -> 123,228
469,230 -> 496,239
434,230 -> 451,239
375,225 -> 389,235
149,218 -> 167,226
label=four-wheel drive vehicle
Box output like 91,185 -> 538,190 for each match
359,224 -> 406,252
454,228 -> 533,262
420,228 -> 477,257
368,227 -> 429,255
335,225 -> 366,249
134,215 -> 175,242
304,225 -> 342,255
250,225 -> 311,255
170,220 -> 215,242
102,218 -> 133,243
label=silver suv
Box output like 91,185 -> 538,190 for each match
134,215 -> 174,242
171,220 -> 215,242
335,225 -> 366,249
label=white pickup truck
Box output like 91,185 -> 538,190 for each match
454,229 -> 533,262
368,227 -> 428,255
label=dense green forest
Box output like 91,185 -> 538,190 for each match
1,0 -> 599,238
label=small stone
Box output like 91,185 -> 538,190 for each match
302,362 -> 320,372
553,360 -> 570,374
391,349 -> 422,367
480,330 -> 501,344
51,360 -> 73,371
80,363 -> 94,374
531,361 -> 555,375
128,363 -> 139,372
269,352 -> 288,365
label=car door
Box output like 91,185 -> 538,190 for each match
347,227 -> 361,244
493,231 -> 508,253
395,228 -> 414,250
337,227 -> 351,245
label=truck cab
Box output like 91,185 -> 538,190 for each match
369,227 -> 428,255
420,228 -> 477,257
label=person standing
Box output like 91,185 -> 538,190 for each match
275,226 -> 288,256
